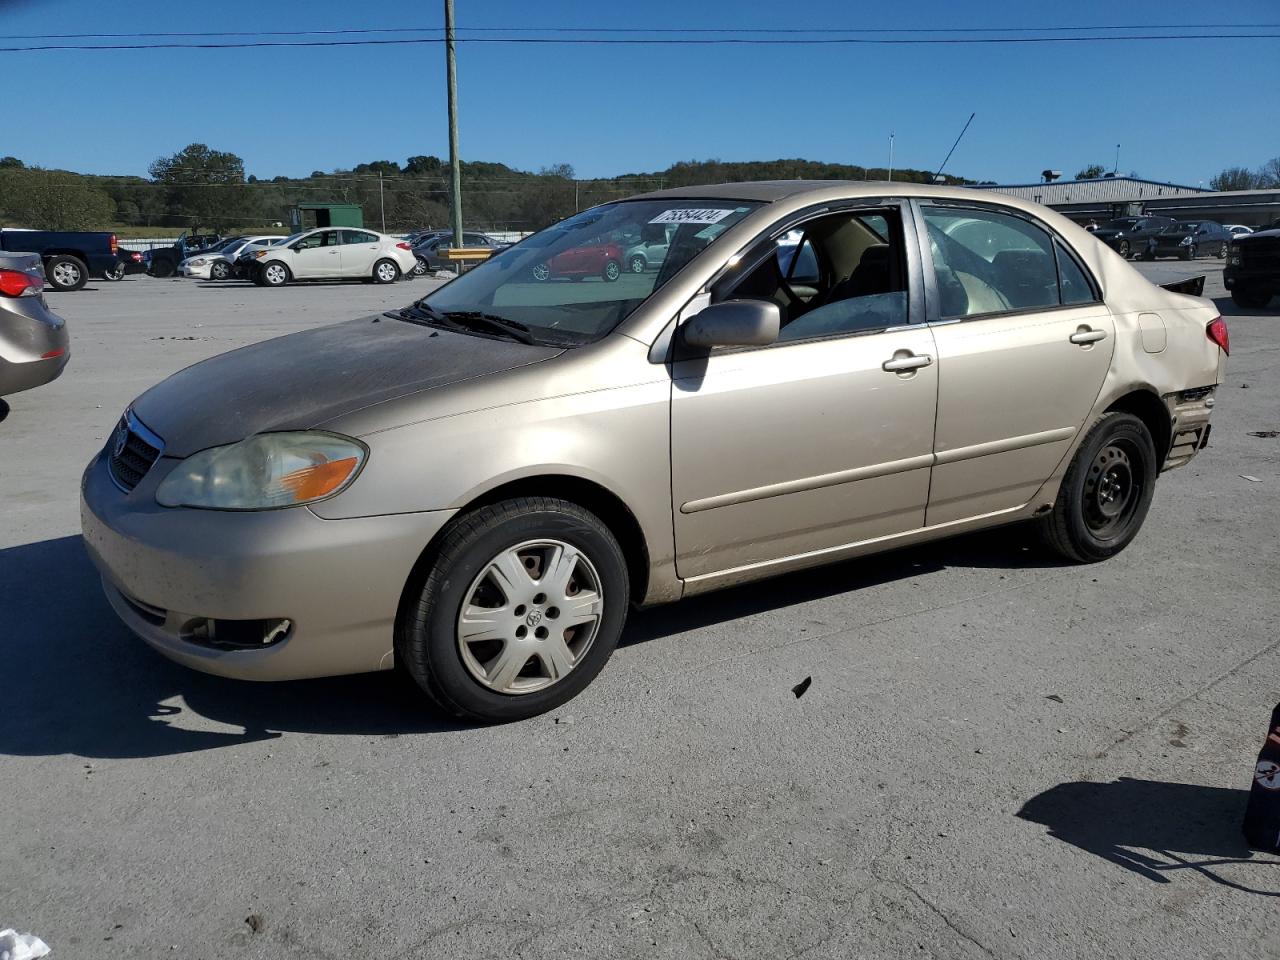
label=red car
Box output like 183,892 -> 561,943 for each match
531,241 -> 623,282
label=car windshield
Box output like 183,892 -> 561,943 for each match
1172,222 -> 1198,232
420,199 -> 761,343
1100,219 -> 1137,230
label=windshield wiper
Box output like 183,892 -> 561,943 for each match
442,311 -> 536,345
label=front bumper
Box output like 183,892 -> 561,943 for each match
0,298 -> 70,397
180,263 -> 212,279
80,449 -> 455,680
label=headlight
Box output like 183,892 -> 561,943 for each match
1179,236 -> 1193,245
189,257 -> 208,266
156,432 -> 367,510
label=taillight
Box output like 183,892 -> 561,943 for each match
396,242 -> 411,250
110,234 -> 118,254
0,268 -> 43,297
1206,316 -> 1229,355
130,251 -> 142,262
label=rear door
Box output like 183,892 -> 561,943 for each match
918,202 -> 1114,525
340,230 -> 381,276
671,202 -> 939,581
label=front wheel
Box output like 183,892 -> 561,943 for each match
602,259 -> 621,282
1117,240 -> 1130,259
210,260 -> 232,281
45,255 -> 88,291
372,258 -> 400,284
1182,245 -> 1196,260
629,254 -> 647,273
260,261 -> 290,287
531,263 -> 551,282
397,497 -> 629,722
1038,412 -> 1157,563
1217,241 -> 1229,259
1232,287 -> 1273,309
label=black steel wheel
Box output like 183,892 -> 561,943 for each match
1038,412 -> 1158,563
1118,240 -> 1130,259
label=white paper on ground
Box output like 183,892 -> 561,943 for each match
0,929 -> 51,960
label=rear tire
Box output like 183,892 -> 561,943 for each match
45,255 -> 88,292
629,254 -> 647,273
1038,412 -> 1158,563
150,257 -> 175,278
397,497 -> 629,723
531,263 -> 551,282
102,262 -> 126,281
372,258 -> 400,284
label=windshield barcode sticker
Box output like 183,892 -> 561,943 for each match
650,208 -> 736,225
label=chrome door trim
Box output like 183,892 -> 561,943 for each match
680,452 -> 935,514
933,426 -> 1077,466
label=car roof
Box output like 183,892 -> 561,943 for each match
627,179 -> 1008,204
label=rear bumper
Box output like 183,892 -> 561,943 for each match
0,298 -> 70,396
1162,388 -> 1216,470
80,450 -> 456,680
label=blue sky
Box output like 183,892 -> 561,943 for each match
3,0 -> 1278,185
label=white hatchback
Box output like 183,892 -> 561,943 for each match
250,228 -> 417,286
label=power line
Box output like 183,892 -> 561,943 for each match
5,23 -> 1278,40
3,33 -> 1279,53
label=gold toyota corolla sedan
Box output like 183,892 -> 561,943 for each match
81,182 -> 1228,721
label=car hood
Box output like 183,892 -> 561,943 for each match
130,316 -> 563,457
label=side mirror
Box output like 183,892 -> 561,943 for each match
680,300 -> 780,349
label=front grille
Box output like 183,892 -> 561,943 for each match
107,413 -> 163,492
1239,238 -> 1280,270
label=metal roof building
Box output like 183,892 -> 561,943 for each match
975,177 -> 1280,227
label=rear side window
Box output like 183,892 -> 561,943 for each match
922,206 -> 1098,318
342,230 -> 379,244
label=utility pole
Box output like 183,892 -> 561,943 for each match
378,170 -> 386,233
445,0 -> 463,248
887,132 -> 895,183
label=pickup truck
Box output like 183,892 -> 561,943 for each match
0,228 -> 124,291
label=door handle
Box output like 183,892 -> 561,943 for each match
1069,328 -> 1107,345
882,353 -> 933,373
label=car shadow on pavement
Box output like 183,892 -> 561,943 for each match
0,536 -> 470,760
622,525 -> 1062,647
1018,778 -> 1280,896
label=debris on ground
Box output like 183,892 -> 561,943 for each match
792,676 -> 812,699
1247,431 -> 1279,438
1241,475 -> 1264,482
1045,694 -> 1065,703
0,929 -> 50,960
244,914 -> 264,934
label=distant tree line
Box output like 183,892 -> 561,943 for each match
1209,159 -> 1280,192
0,144 -> 969,235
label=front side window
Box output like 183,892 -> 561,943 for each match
422,199 -> 760,342
295,230 -> 338,251
922,206 -> 1095,318
718,208 -> 910,342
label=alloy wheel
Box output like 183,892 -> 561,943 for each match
53,262 -> 81,286
264,264 -> 287,285
532,263 -> 551,281
629,255 -> 646,273
377,261 -> 397,282
456,539 -> 605,695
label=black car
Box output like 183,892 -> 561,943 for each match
1089,215 -> 1176,260
1149,220 -> 1232,261
147,233 -> 224,277
412,231 -> 508,275
103,248 -> 148,280
1224,225 -> 1280,309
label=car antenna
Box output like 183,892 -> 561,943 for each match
932,112 -> 976,185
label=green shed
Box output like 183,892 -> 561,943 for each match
289,203 -> 364,231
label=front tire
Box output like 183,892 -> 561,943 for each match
45,255 -> 88,292
1118,240 -> 1130,259
1232,287 -> 1273,309
260,261 -> 290,287
1038,412 -> 1158,563
373,258 -> 400,284
629,254 -> 647,273
531,263 -> 551,282
602,259 -> 621,282
1217,241 -> 1228,259
397,497 -> 629,723
210,260 -> 232,281
1181,245 -> 1196,260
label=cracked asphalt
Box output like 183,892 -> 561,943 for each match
1,263 -> 1277,959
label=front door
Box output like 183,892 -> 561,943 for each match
918,202 -> 1116,525
671,204 -> 938,582
291,229 -> 342,278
